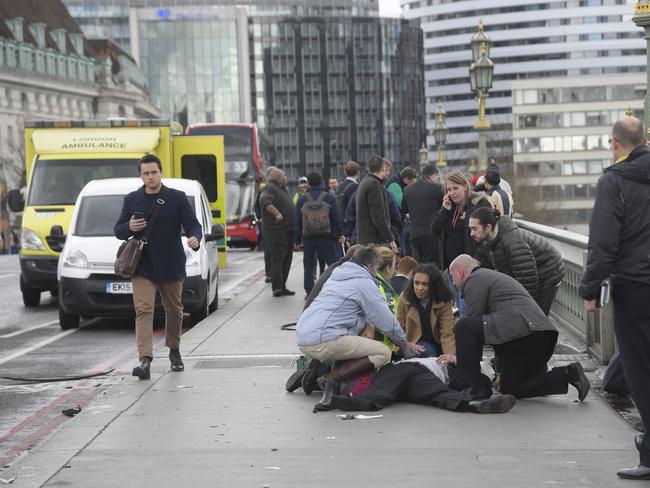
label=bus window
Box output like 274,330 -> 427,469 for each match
181,154 -> 217,202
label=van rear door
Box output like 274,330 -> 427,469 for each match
172,135 -> 226,268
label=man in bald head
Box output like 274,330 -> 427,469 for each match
442,255 -> 589,403
580,117 -> 650,480
259,168 -> 296,297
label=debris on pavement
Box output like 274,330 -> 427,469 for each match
264,466 -> 281,470
61,406 -> 82,417
336,414 -> 383,420
0,476 -> 16,484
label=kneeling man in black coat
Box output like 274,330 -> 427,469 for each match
448,254 -> 589,401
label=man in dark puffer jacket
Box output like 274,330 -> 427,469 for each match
468,208 -> 565,315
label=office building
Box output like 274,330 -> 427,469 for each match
512,73 -> 644,233
402,0 -> 645,170
64,0 -> 425,180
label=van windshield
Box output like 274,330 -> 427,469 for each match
28,158 -> 138,206
75,195 -> 196,237
75,195 -> 125,237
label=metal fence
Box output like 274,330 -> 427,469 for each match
516,219 -> 615,364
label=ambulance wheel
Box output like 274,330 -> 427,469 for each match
21,277 -> 41,307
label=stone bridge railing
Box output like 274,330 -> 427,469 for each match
516,219 -> 614,365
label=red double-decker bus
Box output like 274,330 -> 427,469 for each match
185,123 -> 272,249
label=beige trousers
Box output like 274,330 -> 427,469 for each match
132,276 -> 184,359
299,335 -> 391,368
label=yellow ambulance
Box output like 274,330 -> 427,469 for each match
7,119 -> 226,307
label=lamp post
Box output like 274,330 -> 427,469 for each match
633,2 -> 650,131
469,20 -> 494,173
419,142 -> 429,169
432,99 -> 448,170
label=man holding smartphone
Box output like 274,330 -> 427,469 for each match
114,154 -> 202,380
580,117 -> 650,480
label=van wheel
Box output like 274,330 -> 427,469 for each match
50,288 -> 59,298
190,280 -> 210,324
209,279 -> 218,312
20,277 -> 41,307
59,304 -> 80,330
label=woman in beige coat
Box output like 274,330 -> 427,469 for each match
397,263 -> 456,357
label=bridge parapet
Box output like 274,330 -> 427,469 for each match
516,219 -> 614,364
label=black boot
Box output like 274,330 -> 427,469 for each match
313,357 -> 374,413
169,348 -> 184,372
313,377 -> 337,412
132,357 -> 151,380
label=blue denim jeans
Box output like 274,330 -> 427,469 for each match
416,339 -> 441,358
447,272 -> 466,318
303,237 -> 338,293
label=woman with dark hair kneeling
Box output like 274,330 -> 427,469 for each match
397,263 -> 456,358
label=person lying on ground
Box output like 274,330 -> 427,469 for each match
328,356 -> 515,414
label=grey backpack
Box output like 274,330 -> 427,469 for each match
301,192 -> 331,237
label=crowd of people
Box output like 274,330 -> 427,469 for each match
258,117 -> 650,480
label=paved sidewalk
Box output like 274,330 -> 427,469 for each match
1,262 -> 641,488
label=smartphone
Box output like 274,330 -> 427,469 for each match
133,211 -> 144,220
598,280 -> 610,307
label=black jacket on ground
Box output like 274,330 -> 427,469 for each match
402,177 -> 444,239
259,180 -> 295,237
580,145 -> 650,300
483,217 -> 565,298
431,192 -> 492,269
356,173 -> 393,245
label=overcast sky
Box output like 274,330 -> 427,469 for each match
379,0 -> 402,17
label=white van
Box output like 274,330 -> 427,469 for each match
57,178 -> 223,329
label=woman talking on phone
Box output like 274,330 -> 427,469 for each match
431,170 -> 492,316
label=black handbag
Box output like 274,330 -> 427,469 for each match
114,192 -> 166,278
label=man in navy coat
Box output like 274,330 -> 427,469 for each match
114,154 -> 202,379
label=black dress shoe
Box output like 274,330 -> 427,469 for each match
273,289 -> 282,297
468,393 -> 516,414
132,357 -> 151,380
265,276 -> 272,283
281,288 -> 296,296
566,362 -> 590,401
301,359 -> 322,396
616,465 -> 650,480
169,348 -> 184,372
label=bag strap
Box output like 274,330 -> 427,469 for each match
140,187 -> 167,243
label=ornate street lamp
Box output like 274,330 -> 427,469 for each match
471,19 -> 492,61
419,142 -> 429,167
432,99 -> 448,169
469,21 -> 494,173
633,2 -> 650,131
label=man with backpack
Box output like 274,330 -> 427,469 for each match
295,172 -> 345,297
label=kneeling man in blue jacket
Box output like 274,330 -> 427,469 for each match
296,245 -> 423,412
